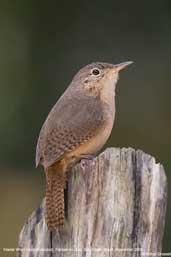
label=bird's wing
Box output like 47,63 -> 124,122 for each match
36,92 -> 104,168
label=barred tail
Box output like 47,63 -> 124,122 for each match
45,167 -> 65,231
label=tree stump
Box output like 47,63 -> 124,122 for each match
16,147 -> 167,257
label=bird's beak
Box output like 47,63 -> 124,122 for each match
112,61 -> 133,72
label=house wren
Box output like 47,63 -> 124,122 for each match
36,61 -> 133,231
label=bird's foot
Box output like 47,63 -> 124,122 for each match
80,154 -> 95,168
80,154 -> 94,160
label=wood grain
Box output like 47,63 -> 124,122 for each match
17,147 -> 167,257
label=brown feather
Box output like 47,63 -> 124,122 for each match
45,165 -> 66,230
36,93 -> 104,168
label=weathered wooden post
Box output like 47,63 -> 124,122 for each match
16,147 -> 167,257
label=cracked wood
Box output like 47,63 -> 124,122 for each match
17,147 -> 167,257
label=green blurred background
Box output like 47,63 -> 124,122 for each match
0,0 -> 170,255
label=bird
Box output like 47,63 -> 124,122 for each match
36,61 -> 133,231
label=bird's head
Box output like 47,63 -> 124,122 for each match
72,61 -> 133,95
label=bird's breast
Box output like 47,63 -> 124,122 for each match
67,112 -> 115,159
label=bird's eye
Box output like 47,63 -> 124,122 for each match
92,68 -> 100,76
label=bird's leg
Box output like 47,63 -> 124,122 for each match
79,154 -> 95,160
